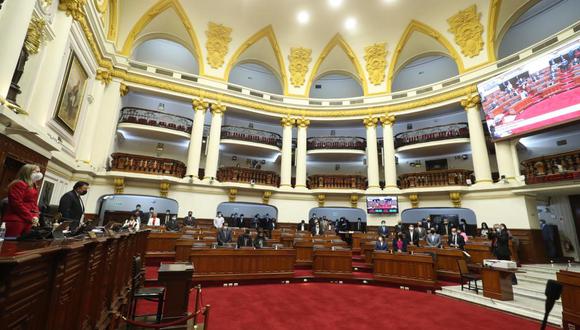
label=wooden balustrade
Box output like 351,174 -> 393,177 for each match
217,167 -> 280,186
221,125 -> 282,147
399,169 -> 472,188
118,107 -> 193,133
307,174 -> 367,190
307,136 -> 366,151
521,149 -> 580,184
110,153 -> 187,178
394,122 -> 469,148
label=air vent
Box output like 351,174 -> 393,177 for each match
250,91 -> 263,98
155,69 -> 173,76
248,123 -> 254,129
129,62 -> 148,70
181,75 -> 198,82
351,98 -> 364,104
442,78 -> 460,87
315,84 -> 322,89
330,101 -> 342,106
392,93 -> 406,99
330,130 -> 336,136
497,55 -> 519,68
270,95 -> 283,102
406,123 -> 413,130
309,100 -> 322,105
227,85 -> 242,92
531,37 -> 558,53
417,87 -> 433,94
556,139 -> 567,146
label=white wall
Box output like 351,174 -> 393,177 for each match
132,39 -> 199,74
228,63 -> 283,95
392,55 -> 459,92
309,73 -> 363,99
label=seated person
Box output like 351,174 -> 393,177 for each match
377,220 -> 389,238
146,212 -> 161,226
217,222 -> 232,246
297,220 -> 307,231
354,218 -> 365,232
448,227 -> 465,250
311,221 -> 323,236
458,228 -> 468,242
425,229 -> 441,248
392,233 -> 408,253
407,224 -> 419,246
479,222 -> 490,238
165,216 -> 180,232
183,211 -> 195,227
237,229 -> 253,248
375,236 -> 388,251
254,230 -> 267,248
122,215 -> 140,231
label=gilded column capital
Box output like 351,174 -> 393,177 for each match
58,0 -> 87,20
96,68 -> 112,85
262,191 -> 272,204
408,193 -> 419,208
228,188 -> 238,202
281,116 -> 295,127
160,182 -> 170,197
119,83 -> 129,97
461,93 -> 481,109
210,101 -> 227,115
363,116 -> 379,128
24,17 -> 46,55
113,177 -> 124,194
296,117 -> 310,128
317,194 -> 326,207
350,194 -> 359,208
192,97 -> 209,111
380,114 -> 396,126
449,192 -> 462,208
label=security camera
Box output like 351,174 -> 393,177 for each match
250,179 -> 256,185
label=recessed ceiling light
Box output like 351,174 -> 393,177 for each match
328,0 -> 343,8
297,10 -> 310,24
382,0 -> 396,4
344,17 -> 357,30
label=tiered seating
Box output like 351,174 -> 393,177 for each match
394,123 -> 469,148
307,175 -> 367,190
220,126 -> 282,147
306,136 -> 366,150
398,169 -> 472,188
110,153 -> 187,178
118,107 -> 193,133
522,149 -> 580,184
217,166 -> 281,186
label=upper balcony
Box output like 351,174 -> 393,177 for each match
109,153 -> 187,178
306,136 -> 366,162
307,175 -> 367,190
117,107 -> 193,141
395,123 -> 469,149
522,149 -> 580,185
399,169 -> 473,189
217,167 -> 280,187
220,126 -> 282,159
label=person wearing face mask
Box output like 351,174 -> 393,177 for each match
213,211 -> 225,229
426,229 -> 441,248
375,235 -> 388,251
3,164 -> 42,238
448,227 -> 465,250
131,204 -> 144,221
183,211 -> 196,227
407,224 -> 419,246
392,233 -> 408,253
58,181 -> 89,231
254,230 -> 267,248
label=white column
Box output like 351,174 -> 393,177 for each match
494,140 -> 517,182
76,79 -> 106,163
27,10 -> 74,124
462,94 -> 492,184
364,117 -> 380,190
89,80 -> 123,171
0,0 -> 36,99
510,139 -> 522,180
203,102 -> 226,180
280,117 -> 295,188
186,98 -> 208,178
294,118 -> 309,189
380,114 -> 398,189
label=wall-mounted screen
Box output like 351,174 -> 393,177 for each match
366,196 -> 398,214
477,39 -> 580,141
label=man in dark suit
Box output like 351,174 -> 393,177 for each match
237,229 -> 253,248
416,222 -> 426,240
426,229 -> 442,247
448,227 -> 465,250
439,218 -> 452,236
407,224 -> 420,246
183,211 -> 195,226
354,218 -> 365,232
236,214 -> 245,228
165,216 -> 180,232
394,220 -> 404,234
311,220 -> 323,236
375,236 -> 388,251
297,220 -> 307,231
131,204 -> 144,221
308,214 -> 317,230
377,220 -> 389,238
58,181 -> 89,231
217,222 -> 232,246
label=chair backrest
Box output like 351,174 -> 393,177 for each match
132,256 -> 144,291
457,259 -> 469,275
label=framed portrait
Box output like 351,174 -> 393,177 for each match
53,52 -> 88,134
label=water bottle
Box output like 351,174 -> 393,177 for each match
0,223 -> 6,241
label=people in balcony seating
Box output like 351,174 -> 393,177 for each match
3,164 -> 42,238
213,211 -> 225,229
448,227 -> 465,250
183,211 -> 195,227
217,222 -> 232,246
297,220 -> 307,231
147,212 -> 160,226
375,235 -> 388,251
236,214 -> 245,228
237,229 -> 253,248
392,233 -> 408,253
426,229 -> 441,248
254,230 -> 267,248
378,220 -> 389,238
407,224 -> 419,246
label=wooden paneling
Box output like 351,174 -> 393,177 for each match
409,246 -> 465,279
481,268 -> 515,300
557,270 -> 580,329
373,252 -> 437,287
312,249 -> 352,278
510,229 -> 546,264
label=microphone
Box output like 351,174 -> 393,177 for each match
541,279 -> 562,330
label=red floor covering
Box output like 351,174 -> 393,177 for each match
136,283 -> 555,330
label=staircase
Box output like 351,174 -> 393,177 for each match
437,264 -> 574,327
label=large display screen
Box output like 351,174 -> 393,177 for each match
477,39 -> 580,141
366,196 -> 398,214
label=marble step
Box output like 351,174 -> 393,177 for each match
513,286 -> 562,305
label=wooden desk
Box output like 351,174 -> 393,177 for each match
188,248 -> 296,281
409,246 -> 465,279
158,263 -> 194,320
0,231 -> 148,330
362,241 -> 376,265
294,240 -> 314,265
373,252 -> 437,287
145,231 -> 182,263
352,233 -> 365,251
464,243 -> 494,264
481,267 -> 516,300
312,249 -> 352,278
557,270 -> 580,329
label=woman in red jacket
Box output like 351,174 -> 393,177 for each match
3,164 -> 42,238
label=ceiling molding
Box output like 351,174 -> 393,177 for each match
223,25 -> 288,95
386,20 -> 466,93
393,51 -> 456,78
486,0 -> 501,63
305,33 -> 368,97
132,32 -> 199,67
119,0 -> 204,75
494,0 -> 541,58
106,0 -> 117,42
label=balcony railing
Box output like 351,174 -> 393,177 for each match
307,175 -> 367,190
220,126 -> 282,147
119,107 -> 193,133
110,153 -> 186,178
399,169 -> 473,188
307,136 -> 366,151
217,167 -> 280,187
394,123 -> 469,148
522,149 -> 580,184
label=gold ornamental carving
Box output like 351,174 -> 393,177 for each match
113,177 -> 124,194
350,194 -> 359,208
281,116 -> 295,127
228,188 -> 238,202
262,191 -> 272,204
160,182 -> 170,197
380,114 -> 395,126
461,93 -> 481,109
449,192 -> 461,208
58,0 -> 87,20
363,116 -> 378,128
447,5 -> 484,58
317,194 -> 326,207
119,83 -> 129,97
296,117 -> 310,128
408,193 -> 419,208
96,69 -> 112,85
205,22 -> 232,69
193,97 -> 209,111
363,43 -> 388,85
24,17 -> 46,55
210,101 -> 227,115
288,47 -> 312,87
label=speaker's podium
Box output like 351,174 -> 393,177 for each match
158,262 -> 194,320
557,269 -> 580,329
481,260 -> 519,301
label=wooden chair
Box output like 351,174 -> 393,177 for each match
457,259 -> 481,294
129,256 -> 166,323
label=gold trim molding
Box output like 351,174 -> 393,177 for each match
25,17 -> 47,55
288,47 -> 312,87
262,191 -> 272,204
461,93 -> 481,109
449,192 -> 462,207
228,188 -> 238,202
113,177 -> 124,194
160,182 -> 170,197
205,22 -> 232,69
364,43 -> 388,85
317,194 -> 326,207
58,0 -> 87,20
447,5 -> 484,58
409,193 -> 419,208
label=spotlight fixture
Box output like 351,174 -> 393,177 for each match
344,17 -> 357,30
297,10 -> 310,24
328,0 -> 343,9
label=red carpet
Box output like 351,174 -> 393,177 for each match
136,283 -> 555,330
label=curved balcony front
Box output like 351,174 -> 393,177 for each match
117,107 -> 193,141
399,169 -> 473,189
109,153 -> 187,178
395,123 -> 469,149
307,136 -> 366,161
217,167 -> 280,187
220,126 -> 282,159
522,149 -> 580,185
307,175 -> 367,190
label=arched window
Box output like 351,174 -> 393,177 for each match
498,0 -> 580,59
132,38 -> 199,74
391,55 -> 458,92
309,72 -> 363,99
228,62 -> 283,95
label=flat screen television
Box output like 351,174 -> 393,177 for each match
366,196 -> 398,214
477,39 -> 580,141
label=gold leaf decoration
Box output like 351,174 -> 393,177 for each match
363,43 -> 388,85
447,5 -> 484,58
58,0 -> 87,21
205,22 -> 232,69
24,17 -> 46,55
288,47 -> 312,87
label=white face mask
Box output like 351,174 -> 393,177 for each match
31,172 -> 43,182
